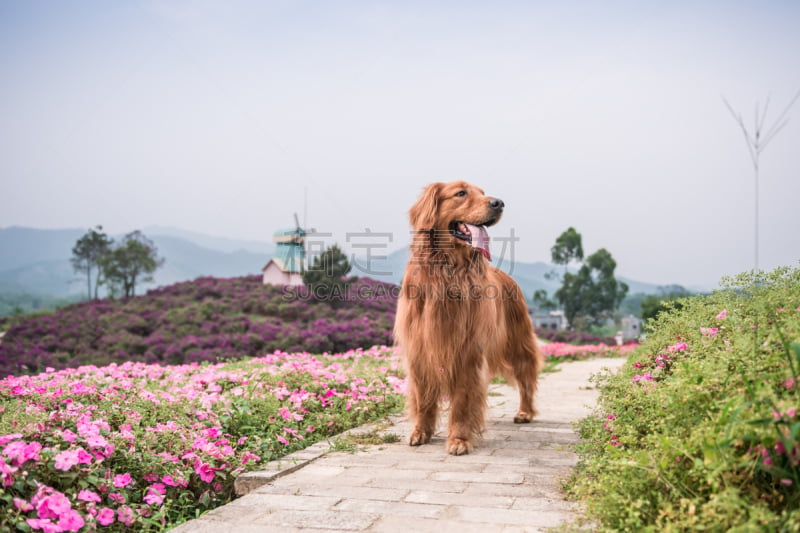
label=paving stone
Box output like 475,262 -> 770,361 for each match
335,498 -> 445,519
404,490 -> 515,509
368,516 -> 509,533
450,505 -> 568,528
365,477 -> 468,493
510,496 -> 577,512
171,357 -> 627,533
429,471 -> 525,484
250,509 -> 379,530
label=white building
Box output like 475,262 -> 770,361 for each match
528,307 -> 568,331
262,227 -> 305,287
621,314 -> 644,339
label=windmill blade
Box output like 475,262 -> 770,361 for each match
294,213 -> 301,231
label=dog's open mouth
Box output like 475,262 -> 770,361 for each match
450,222 -> 492,261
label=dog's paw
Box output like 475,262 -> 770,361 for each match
513,411 -> 533,424
409,428 -> 432,446
446,437 -> 473,456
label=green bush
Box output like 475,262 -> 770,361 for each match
568,267 -> 800,531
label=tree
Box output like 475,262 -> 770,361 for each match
99,231 -> 164,298
302,244 -> 352,305
555,247 -> 628,328
550,227 -> 584,276
71,225 -> 113,300
531,289 -> 557,311
640,286 -> 692,323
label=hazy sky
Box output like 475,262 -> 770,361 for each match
2,0 -> 799,288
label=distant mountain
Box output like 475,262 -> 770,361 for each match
0,226 -> 273,299
0,226 -> 675,307
142,226 -> 275,255
0,227 -> 85,273
352,248 -> 666,297
0,259 -> 84,296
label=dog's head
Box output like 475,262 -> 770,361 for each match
409,181 -> 504,260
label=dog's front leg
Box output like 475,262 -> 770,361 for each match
406,375 -> 438,446
446,365 -> 487,455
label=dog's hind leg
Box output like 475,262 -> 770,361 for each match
511,336 -> 543,424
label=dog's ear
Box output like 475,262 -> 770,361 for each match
409,183 -> 444,230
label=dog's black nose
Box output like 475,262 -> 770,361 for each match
489,198 -> 504,211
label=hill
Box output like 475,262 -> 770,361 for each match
362,247 -> 666,297
0,226 -> 274,304
0,275 -> 396,376
0,226 -> 690,317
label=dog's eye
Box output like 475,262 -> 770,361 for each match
455,190 -> 467,198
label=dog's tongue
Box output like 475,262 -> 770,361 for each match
464,223 -> 491,261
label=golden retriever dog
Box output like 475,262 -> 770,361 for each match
394,181 -> 544,455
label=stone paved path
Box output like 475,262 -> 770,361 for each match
171,357 -> 626,533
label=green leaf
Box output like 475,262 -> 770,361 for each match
792,341 -> 800,370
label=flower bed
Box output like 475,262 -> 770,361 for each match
540,341 -> 637,360
0,346 -> 405,532
567,267 -> 800,531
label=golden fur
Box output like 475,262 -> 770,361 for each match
394,181 -> 544,455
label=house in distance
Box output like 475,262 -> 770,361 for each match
262,218 -> 306,286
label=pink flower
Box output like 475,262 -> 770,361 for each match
116,505 -> 135,526
113,473 -> 132,488
25,518 -> 61,533
54,449 -> 81,471
108,493 -> 126,504
204,427 -> 222,439
631,372 -> 654,383
700,327 -> 718,337
240,451 -> 261,465
86,435 -> 109,450
0,434 -> 23,446
716,309 -> 728,320
96,508 -> 115,526
14,497 -> 33,512
143,483 -> 166,505
77,490 -> 101,503
57,510 -> 84,532
278,407 -> 303,421
194,462 -> 216,483
60,430 -> 77,443
667,342 -> 687,352
3,440 -> 42,466
162,475 -> 187,487
35,491 -> 71,521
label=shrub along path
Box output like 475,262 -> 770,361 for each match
171,357 -> 627,533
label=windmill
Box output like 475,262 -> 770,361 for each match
261,213 -> 307,286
